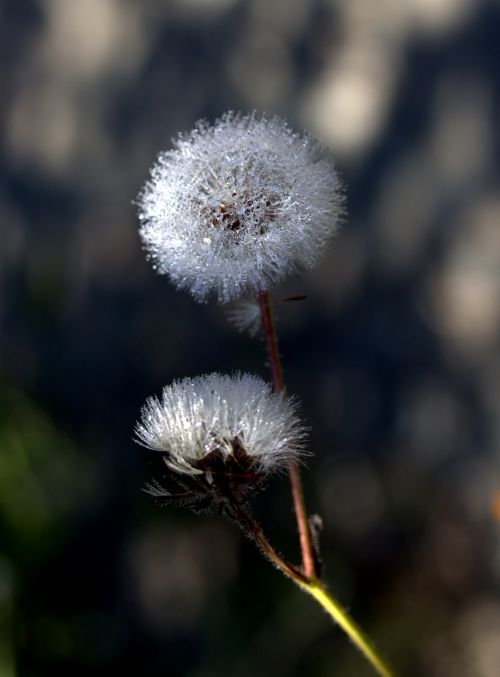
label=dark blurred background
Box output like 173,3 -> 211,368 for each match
2,0 -> 500,675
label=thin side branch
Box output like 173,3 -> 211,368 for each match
226,501 -> 307,584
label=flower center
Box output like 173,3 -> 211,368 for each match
214,203 -> 241,231
206,193 -> 278,236
191,437 -> 263,500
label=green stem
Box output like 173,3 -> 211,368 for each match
230,501 -> 394,677
299,580 -> 394,677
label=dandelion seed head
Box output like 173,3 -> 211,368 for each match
135,373 -> 307,503
137,112 -> 344,303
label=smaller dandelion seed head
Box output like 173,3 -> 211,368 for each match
137,111 -> 344,303
135,372 -> 308,506
226,299 -> 262,337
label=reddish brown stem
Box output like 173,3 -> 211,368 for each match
258,289 -> 285,393
258,290 -> 317,579
227,501 -> 308,585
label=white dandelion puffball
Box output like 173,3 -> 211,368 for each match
137,112 -> 344,303
135,373 -> 306,498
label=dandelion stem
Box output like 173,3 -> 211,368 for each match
229,501 -> 394,677
301,580 -> 394,677
228,501 -> 307,584
258,289 -> 317,579
258,289 -> 285,392
256,289 -> 394,677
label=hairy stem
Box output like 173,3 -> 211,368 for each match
227,501 -> 307,584
258,289 -> 317,578
229,502 -> 394,677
